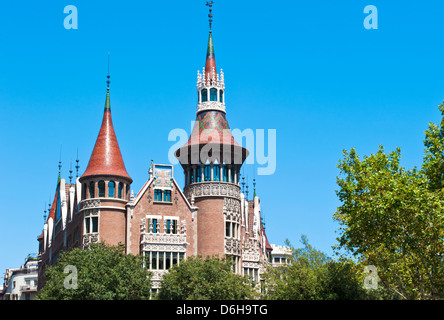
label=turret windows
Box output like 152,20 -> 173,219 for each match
118,183 -> 123,198
98,181 -> 105,197
89,182 -> 95,198
201,89 -> 208,102
196,166 -> 202,182
204,165 -> 211,181
220,90 -> 224,103
210,88 -> 217,101
223,165 -> 229,182
108,181 -> 115,198
213,165 -> 220,181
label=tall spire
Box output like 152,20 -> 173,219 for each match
80,69 -> 132,183
205,1 -> 216,79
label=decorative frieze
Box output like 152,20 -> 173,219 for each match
184,182 -> 240,200
196,101 -> 226,114
82,233 -> 99,249
80,199 -> 100,210
225,238 -> 241,255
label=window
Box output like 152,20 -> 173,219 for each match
196,166 -> 202,182
148,218 -> 159,233
220,90 -> 224,103
89,182 -> 95,198
226,221 -> 231,237
108,181 -> 115,197
223,165 -> 228,182
213,165 -> 220,181
98,181 -> 105,197
210,88 -> 217,101
166,219 -> 178,234
83,183 -> 87,200
204,165 -> 211,181
118,183 -> 123,198
154,189 -> 162,201
145,251 -> 183,271
85,216 -> 98,234
201,89 -> 208,102
189,169 -> 194,184
231,168 -> 235,183
163,190 -> 171,202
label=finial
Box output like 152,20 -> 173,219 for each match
106,52 -> 110,89
206,1 -> 214,32
69,161 -> 73,184
241,176 -> 245,193
75,148 -> 80,178
43,202 -> 47,222
58,145 -> 62,182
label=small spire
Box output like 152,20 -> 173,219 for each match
206,1 -> 214,32
75,149 -> 80,178
69,161 -> 73,184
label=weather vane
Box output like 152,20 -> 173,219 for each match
206,1 -> 214,32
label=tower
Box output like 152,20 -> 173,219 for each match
78,75 -> 132,249
175,3 -> 248,271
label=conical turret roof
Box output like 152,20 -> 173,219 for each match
81,86 -> 132,182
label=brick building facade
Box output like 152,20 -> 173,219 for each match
37,22 -> 277,292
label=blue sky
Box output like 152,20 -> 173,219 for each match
1,0 -> 444,274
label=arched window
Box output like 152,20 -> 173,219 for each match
213,165 -> 220,181
204,165 -> 211,181
219,90 -> 224,103
83,183 -> 87,200
89,182 -> 95,198
98,181 -> 105,197
210,88 -> 217,101
118,183 -> 123,198
201,89 -> 208,102
108,181 -> 115,198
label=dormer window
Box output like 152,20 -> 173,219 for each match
210,88 -> 217,101
201,89 -> 208,102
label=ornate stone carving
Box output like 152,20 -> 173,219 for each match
196,101 -> 226,114
184,182 -> 240,201
80,199 -> 100,210
141,233 -> 187,245
82,233 -> 99,249
225,238 -> 241,255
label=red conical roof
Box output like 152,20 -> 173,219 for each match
81,88 -> 132,182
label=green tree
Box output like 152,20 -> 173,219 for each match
157,255 -> 256,300
36,243 -> 152,300
334,103 -> 444,299
261,236 -> 380,300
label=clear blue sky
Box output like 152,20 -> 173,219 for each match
1,0 -> 444,274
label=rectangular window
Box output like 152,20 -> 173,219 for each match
201,89 -> 208,102
166,219 -> 178,234
154,189 -> 162,201
172,252 -> 178,266
190,170 -> 194,184
213,165 -> 220,181
85,218 -> 90,234
159,252 -> 164,270
223,165 -> 228,182
226,221 -> 230,237
179,252 -> 185,262
166,252 -> 171,270
196,167 -> 202,182
152,252 -> 157,270
204,165 -> 211,181
92,217 -> 98,233
164,190 -> 171,202
149,219 -> 158,233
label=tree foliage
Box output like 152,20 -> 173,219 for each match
157,255 -> 256,300
261,236 -> 390,300
36,243 -> 152,300
334,102 -> 444,299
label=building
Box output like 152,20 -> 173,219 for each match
37,8 -> 285,293
2,256 -> 39,300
